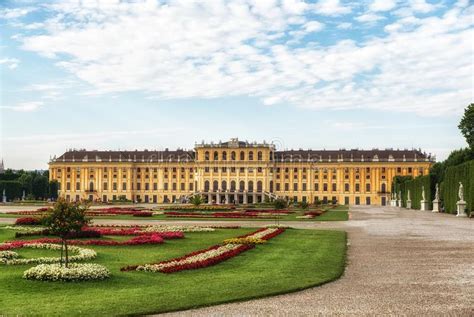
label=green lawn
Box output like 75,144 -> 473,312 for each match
0,227 -> 346,315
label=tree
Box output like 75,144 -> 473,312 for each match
189,195 -> 203,206
49,180 -> 59,200
458,103 -> 474,149
273,198 -> 287,210
42,199 -> 90,267
298,201 -> 309,210
32,175 -> 48,199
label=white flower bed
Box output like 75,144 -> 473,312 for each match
0,243 -> 96,265
245,228 -> 279,239
0,250 -> 18,259
266,225 -> 291,228
137,243 -> 241,272
23,263 -> 110,282
4,226 -> 46,232
141,225 -> 215,233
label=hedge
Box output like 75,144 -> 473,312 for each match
441,160 -> 473,214
393,175 -> 432,210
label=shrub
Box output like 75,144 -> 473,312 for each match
15,217 -> 42,226
273,198 -> 287,210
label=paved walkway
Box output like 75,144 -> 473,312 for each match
161,206 -> 473,316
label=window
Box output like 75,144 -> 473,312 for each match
213,167 -> 218,173
302,183 -> 307,191
284,183 -> 289,191
293,183 -> 298,191
230,181 -> 236,191
231,167 -> 236,173
180,183 -> 185,190
222,151 -> 227,161
240,167 -> 245,173
397,167 -> 402,173
355,197 -> 360,205
122,182 -> 127,191
408,167 -> 412,173
332,183 -> 336,191
136,183 -> 141,190
257,167 -> 262,173
222,167 -> 227,173
153,183 -> 157,190
314,183 -> 319,191
249,151 -> 254,161
381,183 -> 386,193
248,181 -> 254,192
366,197 -> 371,205
66,182 -> 71,190
205,167 -> 210,173
205,151 -> 210,161
145,183 -> 149,190
294,168 -> 298,173
344,197 -> 349,205
164,183 -> 169,190
355,183 -> 360,192
276,183 -> 281,191
239,181 -> 245,191
257,181 -> 262,192
214,151 -> 219,161
113,183 -> 117,190
323,183 -> 328,191
76,183 -> 80,190
172,183 -> 177,190
344,183 -> 349,192
366,183 -> 371,192
231,151 -> 236,161
204,181 -> 210,192
213,181 -> 218,191
240,151 -> 245,160
221,181 -> 227,191
257,151 -> 263,161
189,183 -> 193,190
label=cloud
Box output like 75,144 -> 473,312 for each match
313,0 -> 351,16
355,13 -> 385,23
15,0 -> 474,117
337,22 -> 352,29
0,7 -> 35,19
1,101 -> 44,112
369,0 -> 397,12
0,57 -> 20,69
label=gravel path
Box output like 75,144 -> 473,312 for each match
161,206 -> 474,316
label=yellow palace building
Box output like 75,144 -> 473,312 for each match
49,138 -> 434,206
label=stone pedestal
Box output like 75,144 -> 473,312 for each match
243,191 -> 248,204
390,200 -> 397,207
2,196 -> 6,203
420,200 -> 429,211
207,193 -> 212,205
397,199 -> 401,207
456,200 -> 467,217
432,199 -> 440,213
406,200 -> 411,209
216,193 -> 221,204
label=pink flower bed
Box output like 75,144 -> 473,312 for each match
83,227 -> 184,239
15,217 -> 42,225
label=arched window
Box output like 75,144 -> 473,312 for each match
213,151 -> 219,161
257,181 -> 262,192
221,180 -> 227,191
204,181 -> 210,192
381,183 -> 386,193
230,180 -> 236,191
205,151 -> 210,161
89,182 -> 94,191
213,180 -> 219,191
231,151 -> 236,161
239,181 -> 245,191
248,181 -> 254,192
240,151 -> 245,161
249,151 -> 254,161
222,151 -> 227,161
257,151 -> 263,161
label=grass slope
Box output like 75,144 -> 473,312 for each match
0,227 -> 346,316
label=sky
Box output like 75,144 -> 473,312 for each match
0,0 -> 472,170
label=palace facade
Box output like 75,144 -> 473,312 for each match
49,138 -> 434,206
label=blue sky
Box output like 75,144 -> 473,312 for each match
0,0 -> 472,170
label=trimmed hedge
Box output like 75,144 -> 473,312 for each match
441,160 -> 473,214
0,181 -> 22,201
393,175 -> 432,210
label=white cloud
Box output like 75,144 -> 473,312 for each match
0,7 -> 35,19
337,22 -> 352,29
355,13 -> 386,23
16,0 -> 474,117
1,101 -> 44,112
0,57 -> 20,69
313,0 -> 351,16
369,0 -> 397,12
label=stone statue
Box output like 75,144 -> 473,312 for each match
435,184 -> 440,200
398,191 -> 401,200
407,190 -> 411,201
421,185 -> 426,201
458,182 -> 464,201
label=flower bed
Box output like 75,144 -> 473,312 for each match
83,227 -> 185,239
0,250 -> 19,259
24,263 -> 110,282
0,243 -> 96,265
121,227 -> 285,274
164,211 -> 281,219
15,217 -> 42,225
244,209 -> 292,214
132,211 -> 153,217
141,225 -> 215,233
162,205 -> 236,211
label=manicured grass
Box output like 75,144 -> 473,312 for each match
0,227 -> 346,316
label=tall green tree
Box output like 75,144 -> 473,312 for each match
42,199 -> 90,267
49,180 -> 59,200
458,103 -> 474,149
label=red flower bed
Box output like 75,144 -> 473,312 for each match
164,212 -> 277,219
121,227 -> 286,273
15,217 -> 42,225
83,227 -> 184,239
244,209 -> 291,214
15,229 -> 101,239
5,234 -> 165,247
132,211 -> 153,217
